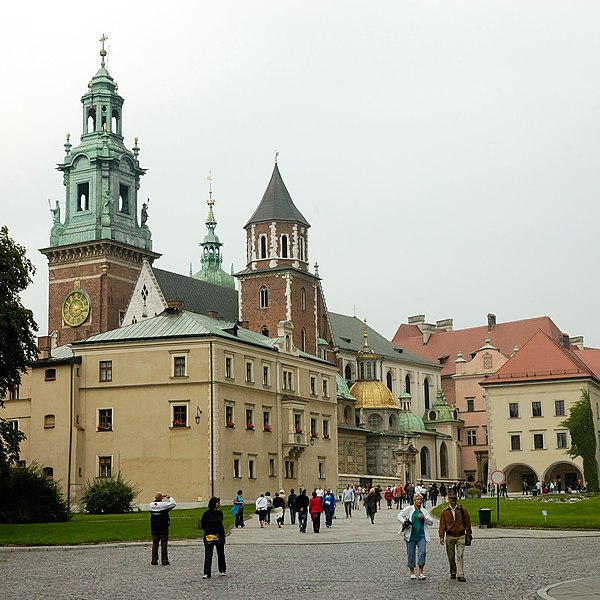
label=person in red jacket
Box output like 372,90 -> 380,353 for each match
384,486 -> 394,509
309,491 -> 323,533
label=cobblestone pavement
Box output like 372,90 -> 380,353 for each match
3,507 -> 599,599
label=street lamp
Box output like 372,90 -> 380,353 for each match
195,406 -> 202,425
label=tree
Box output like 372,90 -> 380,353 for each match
81,473 -> 140,514
561,389 -> 599,492
0,226 -> 38,479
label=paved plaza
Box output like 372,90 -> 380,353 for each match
3,505 -> 600,599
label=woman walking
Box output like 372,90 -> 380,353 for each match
309,491 -> 323,533
365,488 -> 378,524
232,490 -> 244,528
200,497 -> 226,579
255,493 -> 268,528
398,493 -> 433,580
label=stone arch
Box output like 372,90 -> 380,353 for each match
503,462 -> 539,493
543,461 -> 584,492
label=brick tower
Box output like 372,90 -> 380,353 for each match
237,159 -> 332,357
40,38 -> 160,345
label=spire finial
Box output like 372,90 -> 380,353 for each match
99,34 -> 108,67
274,150 -> 279,165
207,171 -> 214,206
363,318 -> 369,348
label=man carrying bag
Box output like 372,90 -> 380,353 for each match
438,491 -> 472,582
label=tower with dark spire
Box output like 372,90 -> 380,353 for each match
237,158 -> 333,357
41,36 -> 160,345
192,174 -> 235,289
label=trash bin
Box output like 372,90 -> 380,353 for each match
478,507 -> 492,528
531,489 -> 539,497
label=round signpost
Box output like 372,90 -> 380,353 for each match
490,470 -> 505,523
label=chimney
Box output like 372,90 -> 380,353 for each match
37,336 -> 52,360
421,322 -> 436,344
408,315 -> 426,326
570,336 -> 584,350
436,319 -> 453,331
487,313 -> 496,332
166,299 -> 183,313
561,333 -> 570,349
207,310 -> 220,319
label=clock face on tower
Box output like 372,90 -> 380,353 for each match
62,290 -> 91,327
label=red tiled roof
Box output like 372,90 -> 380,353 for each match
393,316 -> 565,376
574,348 -> 600,380
483,330 -> 594,385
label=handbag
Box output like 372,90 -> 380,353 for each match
204,534 -> 219,546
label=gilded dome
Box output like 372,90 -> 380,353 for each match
350,380 -> 398,409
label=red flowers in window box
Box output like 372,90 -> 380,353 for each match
172,419 -> 186,427
97,424 -> 112,432
226,421 -> 235,429
246,422 -> 255,430
295,427 -> 303,434
263,425 -> 272,432
323,434 -> 330,439
310,432 -> 319,438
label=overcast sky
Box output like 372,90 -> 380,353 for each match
3,1 -> 600,349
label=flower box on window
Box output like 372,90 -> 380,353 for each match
226,421 -> 235,429
246,423 -> 255,430
97,424 -> 112,432
323,434 -> 330,439
310,432 -> 319,438
263,425 -> 272,432
172,420 -> 186,427
295,427 -> 303,434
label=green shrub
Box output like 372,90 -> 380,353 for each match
81,473 -> 140,514
0,463 -> 70,524
467,487 -> 481,498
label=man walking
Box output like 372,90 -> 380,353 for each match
296,489 -> 309,533
149,492 -> 176,565
287,488 -> 297,525
438,491 -> 472,582
341,484 -> 355,518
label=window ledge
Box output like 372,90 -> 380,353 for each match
171,375 -> 189,380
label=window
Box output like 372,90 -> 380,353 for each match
440,442 -> 448,478
281,234 -> 288,258
45,369 -> 56,381
263,410 -> 271,431
98,456 -> 112,478
99,361 -> 112,382
532,402 -> 542,417
323,419 -> 330,439
260,286 -> 268,308
233,457 -> 241,478
263,364 -> 270,386
225,356 -> 233,379
310,418 -> 318,437
172,404 -> 188,427
510,434 -> 521,451
269,457 -> 276,477
77,182 -> 89,211
44,414 -> 55,429
310,376 -> 316,395
294,414 -> 302,432
283,369 -> 293,391
344,364 -> 352,382
423,378 -> 430,410
42,467 -> 54,478
8,419 -> 19,431
245,361 -> 253,383
248,458 -> 256,479
225,405 -> 234,428
404,375 -> 411,394
322,379 -> 329,398
301,287 -> 306,310
118,183 -> 129,213
533,433 -> 544,449
261,326 -> 270,337
9,385 -> 19,400
259,235 -> 267,259
301,328 -> 306,352
466,429 -> 477,446
173,355 -> 187,378
557,431 -> 568,449
484,427 -> 488,445
368,414 -> 383,429
98,408 -> 112,431
246,408 -> 254,429
509,402 -> 519,418
555,400 -> 565,416
285,460 -> 295,478
466,398 -> 475,412
299,237 -> 305,261
318,460 -> 325,479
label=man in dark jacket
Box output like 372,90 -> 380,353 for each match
438,491 -> 472,582
149,492 -> 176,565
295,489 -> 309,533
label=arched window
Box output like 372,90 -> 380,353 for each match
259,286 -> 268,308
111,109 -> 120,134
87,108 -> 96,133
360,363 -> 365,379
260,235 -> 267,259
281,235 -> 288,258
301,328 -> 306,352
386,372 -> 393,392
440,442 -> 448,478
344,406 -> 351,423
301,287 -> 306,311
261,326 -> 269,337
389,414 -> 397,430
44,414 -> 56,429
420,446 -> 431,478
344,364 -> 353,382
424,378 -> 430,409
405,374 -> 411,394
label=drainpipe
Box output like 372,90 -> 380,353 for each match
209,340 -> 215,499
67,359 -> 74,512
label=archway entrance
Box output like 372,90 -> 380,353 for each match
504,463 -> 537,493
544,462 -> 584,493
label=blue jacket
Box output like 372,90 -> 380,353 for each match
322,492 -> 336,511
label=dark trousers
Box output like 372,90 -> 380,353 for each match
298,510 -> 307,532
203,542 -> 226,577
325,509 -> 334,527
235,507 -> 244,528
289,508 -> 296,525
151,528 -> 169,564
344,501 -> 352,517
312,513 -> 321,533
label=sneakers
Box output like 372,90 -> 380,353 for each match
220,572 -> 226,577
202,575 -> 209,579
410,574 -> 417,580
418,574 -> 426,580
457,576 -> 466,582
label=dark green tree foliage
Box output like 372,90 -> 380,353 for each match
0,463 -> 70,523
0,421 -> 26,481
561,389 -> 599,492
81,473 -> 140,514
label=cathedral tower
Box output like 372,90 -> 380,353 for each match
237,159 -> 332,356
40,37 -> 160,345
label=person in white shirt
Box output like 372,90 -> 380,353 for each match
341,484 -> 355,518
255,493 -> 268,528
149,492 -> 176,565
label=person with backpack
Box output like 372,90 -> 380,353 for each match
149,492 -> 176,565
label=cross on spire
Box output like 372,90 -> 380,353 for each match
99,34 -> 108,66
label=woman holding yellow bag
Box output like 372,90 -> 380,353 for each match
200,497 -> 226,579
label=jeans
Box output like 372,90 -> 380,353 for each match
405,538 -> 427,569
298,510 -> 307,532
203,542 -> 226,577
324,509 -> 334,527
289,508 -> 296,525
235,507 -> 244,528
445,534 -> 466,577
151,529 -> 169,564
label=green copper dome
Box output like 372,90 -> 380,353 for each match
423,389 -> 458,423
398,411 -> 426,432
336,373 -> 355,401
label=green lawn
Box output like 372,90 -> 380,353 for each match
431,494 -> 600,529
0,507 -> 239,546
